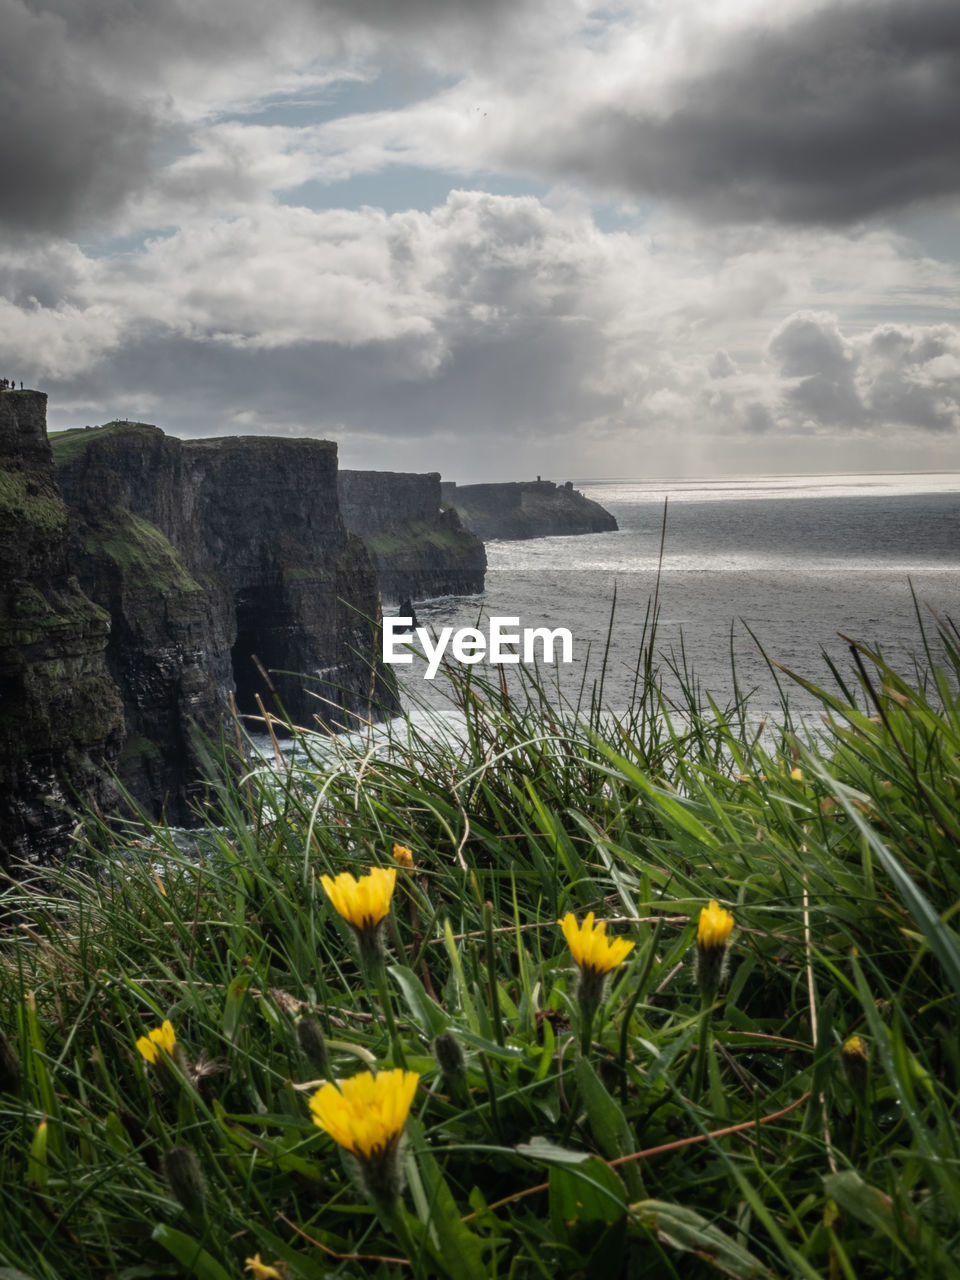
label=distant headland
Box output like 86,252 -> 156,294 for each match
441,478 -> 618,541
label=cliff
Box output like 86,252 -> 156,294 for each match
338,470 -> 486,603
440,479 -> 618,541
53,422 -> 396,821
0,390 -> 124,870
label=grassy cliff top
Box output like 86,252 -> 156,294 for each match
49,421 -> 164,465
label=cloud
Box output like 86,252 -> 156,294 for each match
0,0 -> 568,236
766,311 -> 960,433
767,312 -> 865,427
0,1 -> 161,235
0,184 -> 952,480
490,0 -> 960,225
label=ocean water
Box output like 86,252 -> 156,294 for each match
393,473 -> 960,728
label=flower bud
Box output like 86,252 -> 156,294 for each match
296,1017 -> 330,1075
433,1030 -> 466,1077
841,1034 -> 869,1093
0,1028 -> 22,1094
392,843 -> 415,870
162,1145 -> 206,1215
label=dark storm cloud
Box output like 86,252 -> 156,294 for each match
43,311 -> 620,451
0,0 -> 556,237
547,0 -> 960,224
0,1 -> 161,235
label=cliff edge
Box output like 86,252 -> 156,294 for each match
338,470 -> 486,603
0,390 -> 124,869
440,479 -> 618,541
52,421 -> 396,821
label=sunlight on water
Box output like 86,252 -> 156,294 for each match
396,473 -> 960,724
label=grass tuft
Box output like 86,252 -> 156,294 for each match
1,610 -> 959,1277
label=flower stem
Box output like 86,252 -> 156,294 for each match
483,901 -> 505,1047
692,994 -> 714,1100
386,1202 -> 423,1277
370,956 -> 407,1069
580,1002 -> 596,1058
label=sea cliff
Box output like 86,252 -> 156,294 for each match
0,390 -> 124,869
338,470 -> 486,603
441,479 -> 618,541
52,422 -> 395,821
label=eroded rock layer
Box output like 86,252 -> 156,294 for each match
53,422 -> 395,820
0,390 -> 124,869
338,469 -> 486,603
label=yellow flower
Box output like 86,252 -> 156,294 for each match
320,867 -> 397,933
841,1033 -> 869,1091
309,1068 -> 419,1162
697,901 -> 734,950
842,1034 -> 867,1061
135,1019 -> 176,1065
560,912 -> 634,976
392,843 -> 415,869
790,767 -> 803,782
244,1256 -> 286,1280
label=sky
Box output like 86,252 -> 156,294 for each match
2,0 -> 960,481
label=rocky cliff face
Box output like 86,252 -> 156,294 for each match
440,479 -> 618,541
338,470 -> 486,603
0,391 -> 124,870
53,422 -> 395,820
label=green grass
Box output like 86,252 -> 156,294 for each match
1,607 -> 959,1278
82,507 -> 202,596
364,519 -> 478,557
48,422 -> 163,466
0,467 -> 67,531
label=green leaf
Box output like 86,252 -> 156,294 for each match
390,964 -> 450,1039
822,1171 -> 914,1258
823,772 -> 960,1002
458,1030 -> 524,1061
222,973 -> 252,1044
443,919 -> 480,1032
629,1199 -> 774,1278
574,1056 -> 643,1199
549,1157 -> 628,1274
150,1226 -> 234,1280
406,1118 -> 488,1280
27,1116 -> 49,1190
515,1138 -> 596,1166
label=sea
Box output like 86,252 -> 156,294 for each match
391,472 -> 960,733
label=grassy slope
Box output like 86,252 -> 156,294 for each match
1,610 -> 959,1279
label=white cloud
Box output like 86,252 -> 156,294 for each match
1,189 -> 954,477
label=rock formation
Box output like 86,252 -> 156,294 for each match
0,390 -> 124,870
52,422 -> 395,820
338,470 -> 486,603
440,479 -> 618,541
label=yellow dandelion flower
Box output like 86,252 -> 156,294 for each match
560,912 -> 634,976
841,1033 -> 869,1091
392,843 -> 414,870
309,1068 -> 419,1163
135,1019 -> 176,1065
244,1255 -> 286,1280
842,1034 -> 867,1061
320,867 -> 397,933
697,901 -> 734,950
790,767 -> 803,782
